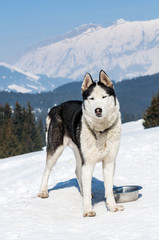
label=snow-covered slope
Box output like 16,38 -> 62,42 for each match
0,62 -> 43,93
1,120 -> 159,239
16,19 -> 159,81
0,62 -> 68,93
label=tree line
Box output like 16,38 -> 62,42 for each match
1,72 -> 159,124
0,90 -> 158,159
0,102 -> 45,159
143,91 -> 159,128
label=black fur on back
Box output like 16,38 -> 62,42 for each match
47,101 -> 83,157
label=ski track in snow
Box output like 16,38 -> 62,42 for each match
0,120 -> 159,240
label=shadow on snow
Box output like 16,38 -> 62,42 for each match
48,177 -> 107,206
48,177 -> 143,206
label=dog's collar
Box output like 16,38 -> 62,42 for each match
83,115 -> 119,140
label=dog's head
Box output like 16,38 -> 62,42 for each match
81,70 -> 117,119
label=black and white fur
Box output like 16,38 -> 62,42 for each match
38,70 -> 124,217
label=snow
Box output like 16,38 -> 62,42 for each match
16,18 -> 159,81
0,120 -> 159,239
0,62 -> 49,93
0,62 -> 39,81
8,84 -> 32,93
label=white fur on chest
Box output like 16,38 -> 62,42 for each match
80,115 -> 121,163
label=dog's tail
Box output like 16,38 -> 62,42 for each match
45,115 -> 51,146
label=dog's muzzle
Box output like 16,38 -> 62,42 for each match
95,108 -> 102,117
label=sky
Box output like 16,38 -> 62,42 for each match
0,0 -> 159,64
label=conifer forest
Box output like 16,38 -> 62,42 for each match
0,102 -> 45,158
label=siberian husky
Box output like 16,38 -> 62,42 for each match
38,70 -> 124,217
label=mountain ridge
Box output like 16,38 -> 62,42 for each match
1,18 -> 159,93
0,62 -> 74,93
16,18 -> 159,81
24,23 -> 102,54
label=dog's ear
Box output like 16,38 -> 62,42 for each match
81,73 -> 93,92
99,70 -> 113,89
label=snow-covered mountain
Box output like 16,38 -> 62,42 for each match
16,19 -> 159,81
1,120 -> 159,239
0,62 -> 71,93
1,19 -> 159,93
24,23 -> 101,54
0,62 -> 43,93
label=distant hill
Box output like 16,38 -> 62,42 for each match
0,62 -> 73,93
0,72 -> 159,124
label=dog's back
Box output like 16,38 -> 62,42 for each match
46,101 -> 82,156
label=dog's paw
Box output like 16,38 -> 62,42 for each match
83,211 -> 96,217
107,204 -> 124,212
38,190 -> 49,199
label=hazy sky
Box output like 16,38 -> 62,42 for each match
0,0 -> 159,64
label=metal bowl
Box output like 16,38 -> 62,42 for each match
113,185 -> 142,203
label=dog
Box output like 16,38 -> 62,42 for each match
38,70 -> 124,217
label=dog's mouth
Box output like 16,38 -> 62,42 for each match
95,112 -> 102,117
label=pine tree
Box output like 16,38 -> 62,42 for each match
2,118 -> 21,158
0,105 -> 4,157
21,106 -> 30,153
13,102 -> 23,142
143,91 -> 159,128
24,102 -> 43,152
0,103 -> 20,158
38,118 -> 45,146
4,102 -> 12,119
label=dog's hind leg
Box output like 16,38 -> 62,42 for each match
38,112 -> 65,199
38,145 -> 64,198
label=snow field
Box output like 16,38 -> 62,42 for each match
0,120 -> 159,240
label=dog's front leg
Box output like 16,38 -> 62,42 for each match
82,163 -> 96,217
102,160 -> 124,212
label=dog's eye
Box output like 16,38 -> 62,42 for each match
102,96 -> 107,99
89,97 -> 94,100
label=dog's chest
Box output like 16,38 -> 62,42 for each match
80,125 -> 116,163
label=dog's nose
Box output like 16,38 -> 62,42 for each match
95,108 -> 102,116
95,108 -> 102,114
